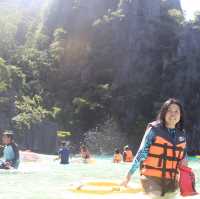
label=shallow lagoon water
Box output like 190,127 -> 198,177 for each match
0,155 -> 199,199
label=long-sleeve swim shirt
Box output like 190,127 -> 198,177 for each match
128,127 -> 187,175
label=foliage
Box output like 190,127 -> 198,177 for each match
0,57 -> 25,92
50,28 -> 67,62
168,9 -> 184,24
0,6 -> 22,58
12,95 -> 60,131
57,131 -> 71,138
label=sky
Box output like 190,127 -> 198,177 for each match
181,0 -> 200,20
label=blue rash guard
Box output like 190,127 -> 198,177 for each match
58,147 -> 70,164
128,128 -> 187,175
2,143 -> 20,169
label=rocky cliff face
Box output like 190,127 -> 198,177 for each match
43,0 -> 118,37
21,121 -> 58,154
89,0 -> 200,152
114,0 -> 162,84
174,23 -> 200,153
103,0 -> 182,132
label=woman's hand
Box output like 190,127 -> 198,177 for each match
121,173 -> 131,187
121,179 -> 129,187
180,157 -> 188,166
4,161 -> 12,169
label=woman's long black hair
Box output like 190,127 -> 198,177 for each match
157,98 -> 185,130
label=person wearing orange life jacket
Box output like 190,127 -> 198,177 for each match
123,145 -> 133,162
121,98 -> 188,197
113,149 -> 122,163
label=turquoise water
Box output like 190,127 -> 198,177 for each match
0,155 -> 200,199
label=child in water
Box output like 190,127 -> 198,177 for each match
113,149 -> 122,163
56,141 -> 70,164
123,145 -> 133,162
80,145 -> 91,163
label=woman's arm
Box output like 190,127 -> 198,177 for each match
122,127 -> 155,186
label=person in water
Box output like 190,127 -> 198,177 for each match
0,131 -> 20,169
113,149 -> 122,163
123,145 -> 133,162
122,98 -> 187,197
57,141 -> 70,164
80,145 -> 90,163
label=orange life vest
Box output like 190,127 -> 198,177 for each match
124,150 -> 133,162
140,122 -> 186,180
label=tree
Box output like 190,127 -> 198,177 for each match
0,6 -> 22,59
12,95 -> 60,133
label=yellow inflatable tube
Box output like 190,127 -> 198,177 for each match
69,181 -> 143,195
195,156 -> 200,159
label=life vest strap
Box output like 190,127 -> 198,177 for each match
172,147 -> 183,183
142,165 -> 179,174
151,143 -> 183,151
148,153 -> 182,161
161,143 -> 167,196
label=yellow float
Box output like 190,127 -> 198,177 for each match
69,181 -> 143,195
195,156 -> 200,159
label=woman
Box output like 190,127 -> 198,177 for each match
122,98 -> 187,197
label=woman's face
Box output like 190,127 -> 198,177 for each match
165,104 -> 181,128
